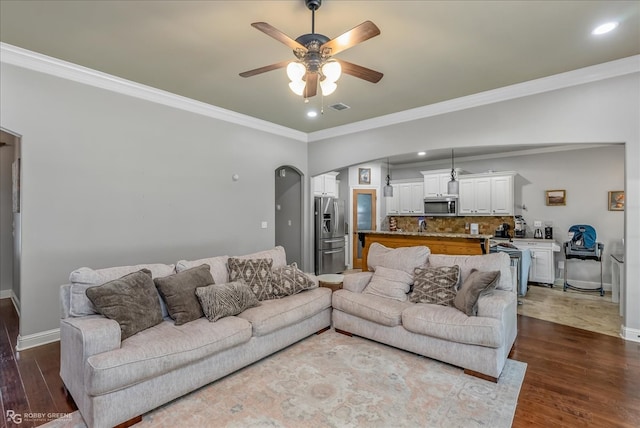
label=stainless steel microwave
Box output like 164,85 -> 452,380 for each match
424,196 -> 458,216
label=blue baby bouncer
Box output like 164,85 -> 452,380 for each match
563,224 -> 605,296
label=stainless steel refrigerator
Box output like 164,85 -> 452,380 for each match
314,196 -> 346,275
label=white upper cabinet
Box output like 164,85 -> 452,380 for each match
421,169 -> 463,197
458,172 -> 515,216
386,181 -> 423,215
313,172 -> 338,197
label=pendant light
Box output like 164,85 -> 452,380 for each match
384,158 -> 393,197
447,149 -> 459,195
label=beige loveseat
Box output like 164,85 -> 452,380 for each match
59,246 -> 331,428
332,243 -> 517,381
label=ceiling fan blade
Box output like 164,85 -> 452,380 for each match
304,72 -> 318,98
251,22 -> 307,52
321,21 -> 380,56
239,60 -> 290,78
336,59 -> 383,83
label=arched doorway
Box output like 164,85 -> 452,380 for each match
274,166 -> 303,266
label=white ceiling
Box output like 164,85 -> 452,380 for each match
1,0 -> 638,137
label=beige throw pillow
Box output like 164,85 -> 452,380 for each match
363,266 -> 413,302
453,269 -> 501,316
366,243 -> 430,275
268,262 -> 317,300
409,265 -> 460,306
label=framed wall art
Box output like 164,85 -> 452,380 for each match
358,168 -> 371,185
608,191 -> 624,211
545,189 -> 566,206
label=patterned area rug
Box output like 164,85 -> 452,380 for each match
44,330 -> 526,428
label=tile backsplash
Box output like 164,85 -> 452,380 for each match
383,215 -> 515,235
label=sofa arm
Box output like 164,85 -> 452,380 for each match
343,272 -> 374,293
476,290 -> 516,320
60,316 -> 121,400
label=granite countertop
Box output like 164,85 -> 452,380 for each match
358,230 -> 493,239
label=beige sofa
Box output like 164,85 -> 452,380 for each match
59,246 -> 331,428
332,243 -> 517,380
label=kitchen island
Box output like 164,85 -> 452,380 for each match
358,230 -> 492,270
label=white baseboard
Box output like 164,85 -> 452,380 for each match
16,328 -> 60,351
621,326 -> 640,343
0,289 -> 13,299
1,290 -> 21,317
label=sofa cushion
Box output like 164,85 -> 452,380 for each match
409,265 -> 460,306
196,281 -> 259,322
176,255 -> 229,285
85,269 -> 163,340
367,243 -> 430,275
363,266 -> 413,302
427,253 -> 512,291
268,262 -> 318,299
154,264 -> 214,325
69,263 -> 176,317
235,246 -> 287,269
332,289 -> 414,327
402,304 -> 503,348
228,258 -> 274,301
85,316 -> 252,396
453,269 -> 500,316
237,287 -> 331,336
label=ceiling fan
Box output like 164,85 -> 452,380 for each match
239,0 -> 383,98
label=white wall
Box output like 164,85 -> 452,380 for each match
0,137 -> 14,294
0,63 -> 309,341
308,73 -> 640,339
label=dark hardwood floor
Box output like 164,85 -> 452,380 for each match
1,296 -> 639,427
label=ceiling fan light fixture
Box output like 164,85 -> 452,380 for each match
286,62 -> 306,81
320,79 -> 337,96
321,61 -> 341,82
289,80 -> 306,95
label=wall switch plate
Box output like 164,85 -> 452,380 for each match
261,221 -> 268,229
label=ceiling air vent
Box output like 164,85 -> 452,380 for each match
329,103 -> 351,111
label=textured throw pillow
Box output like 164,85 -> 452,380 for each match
85,269 -> 163,340
409,265 -> 460,306
268,262 -> 317,300
454,269 -> 501,316
227,258 -> 274,301
154,264 -> 214,325
367,243 -> 430,275
196,281 -> 259,322
363,266 -> 413,302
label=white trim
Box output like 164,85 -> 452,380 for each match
16,328 -> 60,351
0,43 -> 307,143
0,289 -> 12,299
1,291 -> 21,317
1,43 -> 638,145
621,325 -> 640,343
308,55 -> 640,142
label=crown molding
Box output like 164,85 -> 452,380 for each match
2,43 -> 637,145
308,55 -> 640,142
0,43 -> 308,143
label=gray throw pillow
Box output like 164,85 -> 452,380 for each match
154,264 -> 213,325
268,262 -> 317,300
409,265 -> 460,306
227,258 -> 274,301
196,281 -> 259,322
454,269 -> 501,316
85,269 -> 163,340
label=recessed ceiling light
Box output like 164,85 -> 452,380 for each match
417,152 -> 426,156
592,22 -> 619,35
307,111 -> 318,118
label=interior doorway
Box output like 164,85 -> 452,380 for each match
0,128 -> 21,311
352,188 -> 376,269
274,166 -> 303,267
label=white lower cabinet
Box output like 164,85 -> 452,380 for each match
512,239 -> 561,285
